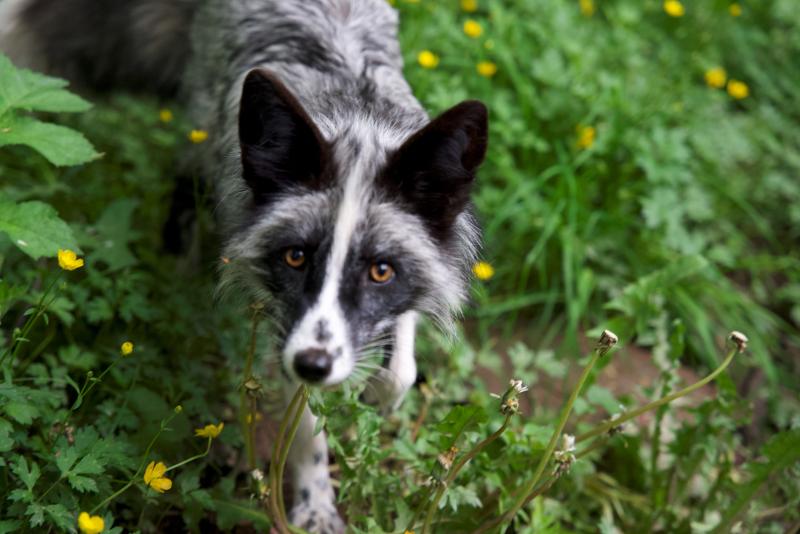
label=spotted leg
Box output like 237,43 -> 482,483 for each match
286,398 -> 345,534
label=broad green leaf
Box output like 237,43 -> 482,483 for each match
0,198 -> 79,259
0,115 -> 99,166
0,54 -> 91,114
4,402 -> 39,425
0,520 -> 23,534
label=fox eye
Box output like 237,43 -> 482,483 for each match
369,261 -> 395,284
284,248 -> 306,269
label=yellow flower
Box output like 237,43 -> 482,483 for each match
580,0 -> 595,16
417,50 -> 439,69
476,61 -> 497,77
729,3 -> 742,16
143,461 -> 173,493
77,512 -> 104,534
463,20 -> 483,38
727,79 -> 749,99
704,67 -> 727,89
460,0 -> 478,12
188,129 -> 208,143
120,341 -> 134,356
195,422 -> 224,439
58,249 -> 84,271
159,109 -> 173,123
473,261 -> 495,280
663,0 -> 685,17
576,125 -> 596,149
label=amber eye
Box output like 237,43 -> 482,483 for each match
284,248 -> 306,269
369,261 -> 395,284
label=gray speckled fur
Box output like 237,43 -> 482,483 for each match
1,3 -> 482,531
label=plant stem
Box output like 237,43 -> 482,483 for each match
575,346 -> 737,443
483,342 -> 609,532
421,415 -> 512,534
165,437 -> 212,472
0,272 -> 61,369
268,385 -> 307,534
240,306 -> 261,471
90,410 -> 179,514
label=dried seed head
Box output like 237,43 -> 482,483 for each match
250,468 -> 264,482
553,434 -> 577,477
437,446 -> 459,470
509,379 -> 530,395
597,329 -> 619,351
501,396 -> 520,416
728,331 -> 748,353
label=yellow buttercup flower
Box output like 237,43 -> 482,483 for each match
476,61 -> 497,77
417,50 -> 439,69
463,20 -> 483,38
704,67 -> 727,89
58,249 -> 84,271
188,129 -> 208,143
460,0 -> 478,12
77,512 -> 104,534
120,341 -> 134,356
159,109 -> 173,123
143,461 -> 173,493
663,0 -> 685,17
729,3 -> 742,16
727,79 -> 749,99
195,422 -> 224,439
579,0 -> 595,16
473,261 -> 495,281
576,125 -> 596,149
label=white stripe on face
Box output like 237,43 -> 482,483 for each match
282,122 -> 379,385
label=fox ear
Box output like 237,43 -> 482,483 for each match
383,100 -> 488,237
239,69 -> 330,203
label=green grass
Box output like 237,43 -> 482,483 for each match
2,0 -> 800,532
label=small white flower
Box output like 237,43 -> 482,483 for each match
509,379 -> 529,394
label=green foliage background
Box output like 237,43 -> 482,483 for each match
1,0 -> 799,532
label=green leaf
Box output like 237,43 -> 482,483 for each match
0,198 -> 80,259
0,520 -> 23,534
0,114 -> 100,166
10,456 -> 40,492
434,405 -> 488,449
0,54 -> 91,114
713,429 -> 800,533
4,401 -> 39,425
88,198 -> 140,271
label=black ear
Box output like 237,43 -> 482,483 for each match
239,69 -> 330,203
382,100 -> 488,237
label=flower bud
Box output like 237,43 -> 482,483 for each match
728,331 -> 748,353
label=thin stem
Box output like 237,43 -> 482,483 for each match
241,307 -> 261,471
268,385 -> 306,534
165,438 -> 212,472
576,346 -> 737,443
0,272 -> 61,368
90,410 -> 179,514
483,343 -> 609,533
276,388 -> 308,530
421,416 -> 512,534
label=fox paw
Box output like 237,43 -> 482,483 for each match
289,502 -> 345,534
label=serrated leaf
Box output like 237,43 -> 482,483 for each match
4,401 -> 38,425
0,54 -> 91,114
0,198 -> 80,259
0,115 -> 99,166
55,447 -> 79,475
25,503 -> 46,527
11,456 -> 40,492
44,504 -> 74,531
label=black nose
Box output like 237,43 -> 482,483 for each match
293,349 -> 333,382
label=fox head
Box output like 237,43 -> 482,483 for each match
223,69 -> 487,386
